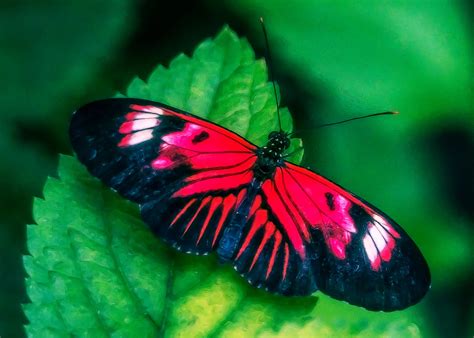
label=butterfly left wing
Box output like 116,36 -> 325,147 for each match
70,98 -> 258,255
232,162 -> 430,311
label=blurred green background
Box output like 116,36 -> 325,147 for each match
0,1 -> 472,337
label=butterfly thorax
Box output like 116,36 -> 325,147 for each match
254,131 -> 290,180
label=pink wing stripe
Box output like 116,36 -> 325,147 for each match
170,198 -> 196,228
266,231 -> 282,279
236,209 -> 267,260
235,189 -> 246,208
197,197 -> 223,244
185,155 -> 256,182
249,195 -> 262,219
188,152 -> 257,170
249,222 -> 274,271
282,244 -> 289,281
182,196 -> 211,236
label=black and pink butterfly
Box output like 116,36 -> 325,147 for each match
70,98 -> 430,311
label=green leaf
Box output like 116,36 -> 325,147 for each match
24,26 -> 313,337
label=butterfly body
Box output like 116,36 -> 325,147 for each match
70,98 -> 430,311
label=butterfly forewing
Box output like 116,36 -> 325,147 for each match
70,98 -> 257,254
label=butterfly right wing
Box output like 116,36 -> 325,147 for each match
229,163 -> 430,310
70,98 -> 258,254
261,163 -> 430,311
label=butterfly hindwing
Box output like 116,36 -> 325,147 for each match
70,98 -> 257,254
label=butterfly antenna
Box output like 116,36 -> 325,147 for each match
260,17 -> 282,132
288,111 -> 399,137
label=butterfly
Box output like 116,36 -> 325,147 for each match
69,98 -> 430,311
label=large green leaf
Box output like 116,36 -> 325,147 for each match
25,26 -> 426,337
24,26 -> 313,337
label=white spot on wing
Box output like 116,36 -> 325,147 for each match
363,234 -> 377,263
376,222 -> 390,241
134,112 -> 160,119
369,225 -> 386,252
128,130 -> 153,145
132,119 -> 158,131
